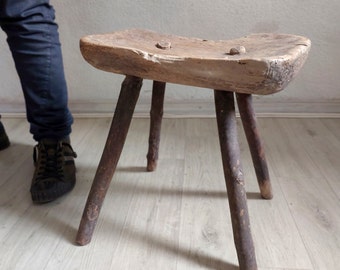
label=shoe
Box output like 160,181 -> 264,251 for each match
30,138 -> 77,203
0,118 -> 10,151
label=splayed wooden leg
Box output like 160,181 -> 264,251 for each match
236,93 -> 273,199
76,75 -> 143,246
147,81 -> 166,171
214,90 -> 257,270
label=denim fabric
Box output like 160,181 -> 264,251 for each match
0,0 -> 73,141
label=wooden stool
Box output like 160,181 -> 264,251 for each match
75,29 -> 310,269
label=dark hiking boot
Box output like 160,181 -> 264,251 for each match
30,138 -> 77,203
0,118 -> 10,151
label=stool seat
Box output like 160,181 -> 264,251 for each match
80,28 -> 310,94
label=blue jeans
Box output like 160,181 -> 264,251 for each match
0,0 -> 73,141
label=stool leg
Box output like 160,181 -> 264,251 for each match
146,81 -> 166,171
76,75 -> 143,246
236,93 -> 273,200
214,90 -> 257,270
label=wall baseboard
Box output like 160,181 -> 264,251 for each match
1,100 -> 340,118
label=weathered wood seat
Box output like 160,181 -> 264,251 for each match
80,29 -> 310,94
76,29 -> 311,270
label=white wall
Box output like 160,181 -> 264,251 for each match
1,0 -> 339,115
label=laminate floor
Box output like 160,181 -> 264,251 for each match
0,117 -> 339,270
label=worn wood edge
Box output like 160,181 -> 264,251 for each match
79,30 -> 311,95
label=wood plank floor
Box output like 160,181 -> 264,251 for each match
0,117 -> 339,270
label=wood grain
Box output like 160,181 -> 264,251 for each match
80,29 -> 311,95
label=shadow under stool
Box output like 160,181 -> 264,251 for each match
75,29 -> 311,270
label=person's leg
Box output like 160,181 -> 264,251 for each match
0,0 -> 76,203
0,0 -> 73,141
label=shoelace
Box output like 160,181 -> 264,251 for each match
33,142 -> 77,183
